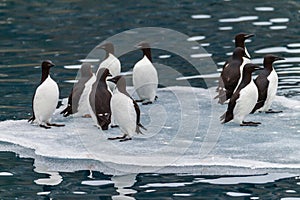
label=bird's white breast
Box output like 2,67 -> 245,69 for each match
262,69 -> 278,111
110,91 -> 136,137
133,56 -> 158,101
98,53 -> 121,76
76,75 -> 95,117
234,58 -> 250,93
33,76 -> 59,124
86,74 -> 100,126
233,80 -> 258,124
98,53 -> 121,92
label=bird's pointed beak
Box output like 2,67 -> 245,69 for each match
107,78 -> 114,82
108,72 -> 112,77
275,57 -> 285,61
50,62 -> 55,67
96,44 -> 105,49
254,66 -> 264,71
134,44 -> 142,49
245,34 -> 254,39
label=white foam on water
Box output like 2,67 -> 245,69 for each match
219,26 -> 233,30
37,191 -> 51,196
286,190 -> 297,193
64,64 -> 82,69
201,43 -> 210,47
288,43 -> 300,48
73,191 -> 87,195
173,193 -> 192,197
219,16 -> 258,23
270,18 -> 290,23
0,172 -> 13,176
79,59 -> 100,63
251,57 -> 300,64
281,198 -> 300,200
191,14 -> 211,19
226,192 -> 251,197
253,21 -> 273,26
255,7 -> 274,11
190,53 -> 212,58
255,47 -> 300,54
158,55 -> 171,59
0,87 -> 299,176
270,26 -> 287,30
64,80 -> 78,84
187,36 -> 206,41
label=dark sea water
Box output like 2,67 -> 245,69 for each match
1,0 -> 300,199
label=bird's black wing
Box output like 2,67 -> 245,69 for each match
221,91 -> 240,123
251,74 -> 269,113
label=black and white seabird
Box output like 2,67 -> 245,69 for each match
96,42 -> 121,92
218,47 -> 250,104
216,33 -> 254,104
28,60 -> 65,129
133,42 -> 158,105
60,63 -> 93,117
251,54 -> 284,114
88,68 -> 112,130
107,75 -> 146,142
220,63 -> 262,126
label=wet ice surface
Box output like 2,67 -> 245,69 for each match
0,86 -> 299,176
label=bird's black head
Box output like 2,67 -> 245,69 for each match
235,33 -> 254,48
42,60 -> 55,69
107,75 -> 122,84
235,33 -> 254,42
244,63 -> 262,73
96,42 -> 114,54
264,54 -> 285,67
135,41 -> 151,49
97,68 -> 111,81
232,47 -> 249,59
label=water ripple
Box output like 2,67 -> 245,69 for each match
255,7 -> 274,11
219,16 -> 258,23
255,47 -> 300,54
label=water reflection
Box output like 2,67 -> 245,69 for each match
112,174 -> 137,200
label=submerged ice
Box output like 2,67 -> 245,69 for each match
0,86 -> 299,175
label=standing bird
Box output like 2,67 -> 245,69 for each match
96,42 -> 121,92
251,55 -> 284,114
107,75 -> 146,142
217,47 -> 249,104
220,63 -> 262,126
133,42 -> 158,105
28,60 -> 65,129
216,33 -> 254,104
60,63 -> 93,117
88,68 -> 112,130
